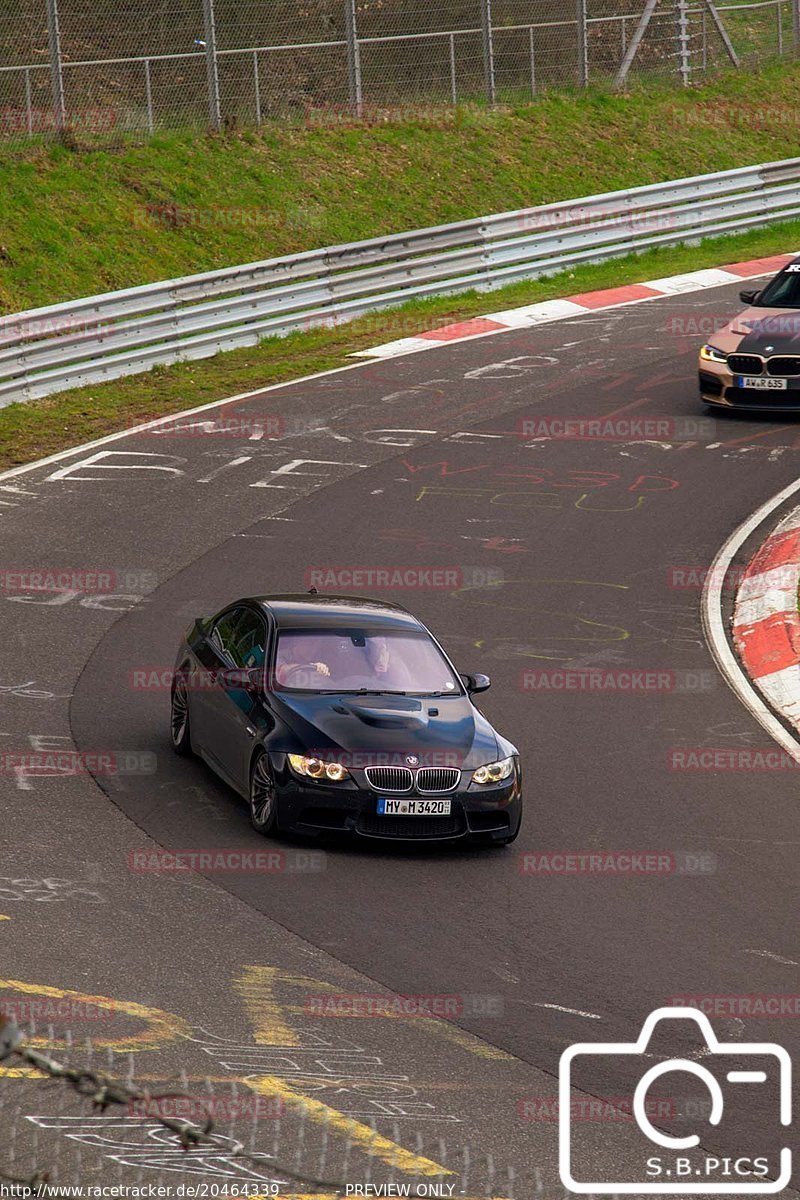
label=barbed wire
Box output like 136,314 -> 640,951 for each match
0,1014 -> 345,1196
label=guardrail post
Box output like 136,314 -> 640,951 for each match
201,0 -> 222,131
344,0 -> 363,116
576,0 -> 589,85
45,0 -> 66,134
481,0 -> 496,103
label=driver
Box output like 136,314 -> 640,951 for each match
275,635 -> 331,686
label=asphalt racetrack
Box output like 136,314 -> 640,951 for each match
5,279 -> 800,1193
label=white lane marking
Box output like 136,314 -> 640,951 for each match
746,949 -> 800,966
0,361 -> 373,483
533,1003 -> 602,1019
701,476 -> 800,763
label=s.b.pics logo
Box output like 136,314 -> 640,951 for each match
559,1007 -> 791,1192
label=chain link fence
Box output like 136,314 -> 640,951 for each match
0,0 -> 798,140
0,1014 -> 520,1194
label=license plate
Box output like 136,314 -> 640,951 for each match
737,375 -> 788,390
377,798 -> 452,816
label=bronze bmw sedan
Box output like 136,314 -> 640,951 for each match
699,257 -> 800,411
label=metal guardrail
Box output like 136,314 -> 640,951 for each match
2,156 -> 800,405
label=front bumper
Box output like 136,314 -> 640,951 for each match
699,364 -> 800,412
269,755 -> 522,842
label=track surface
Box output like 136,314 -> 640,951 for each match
5,283 -> 800,1190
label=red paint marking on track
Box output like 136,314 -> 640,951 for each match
746,528 -> 800,577
569,284 -> 661,308
723,254 -> 795,278
735,611 -> 800,679
599,396 -> 653,420
715,426 -> 794,450
419,317 -> 506,342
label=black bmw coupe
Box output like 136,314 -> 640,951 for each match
170,594 -> 521,844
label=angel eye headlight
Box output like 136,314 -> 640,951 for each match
288,754 -> 351,782
471,756 -> 515,785
699,344 -> 727,364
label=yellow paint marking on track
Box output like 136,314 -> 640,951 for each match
0,979 -> 190,1052
244,1076 -> 452,1177
236,966 -> 513,1060
0,1067 -> 45,1078
234,966 -> 302,1047
0,915 -> 10,920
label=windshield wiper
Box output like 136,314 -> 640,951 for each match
332,688 -> 410,696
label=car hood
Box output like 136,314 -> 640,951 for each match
712,307 -> 800,353
269,691 -> 501,767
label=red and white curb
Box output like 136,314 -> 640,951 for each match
733,510 -> 800,729
353,253 -> 797,359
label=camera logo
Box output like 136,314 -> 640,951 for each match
559,1007 -> 791,1193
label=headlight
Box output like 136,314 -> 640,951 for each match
699,344 -> 727,364
471,756 -> 515,785
288,754 -> 350,782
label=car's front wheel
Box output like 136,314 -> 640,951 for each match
249,752 -> 278,836
170,672 -> 192,756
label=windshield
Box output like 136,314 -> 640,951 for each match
272,628 -> 462,694
753,265 -> 800,309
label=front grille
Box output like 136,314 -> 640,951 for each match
364,766 -> 413,792
357,812 -> 465,839
727,354 -> 763,375
416,767 -> 461,792
767,356 -> 800,376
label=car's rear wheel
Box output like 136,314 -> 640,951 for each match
170,672 -> 192,756
249,752 -> 278,836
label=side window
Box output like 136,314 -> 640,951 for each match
209,608 -> 246,660
229,610 -> 268,670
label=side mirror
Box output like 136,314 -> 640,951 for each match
739,288 -> 759,306
463,672 -> 491,694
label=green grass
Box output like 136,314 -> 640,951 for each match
2,60 -> 800,313
3,57 -> 800,468
2,217 -> 799,472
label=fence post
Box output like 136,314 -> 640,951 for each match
45,0 -> 66,133
344,0 -> 363,115
481,0 -> 496,102
576,0 -> 589,85
201,0 -> 222,131
676,0 -> 690,84
792,0 -> 800,51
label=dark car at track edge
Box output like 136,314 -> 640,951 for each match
170,594 -> 522,844
699,255 -> 800,411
